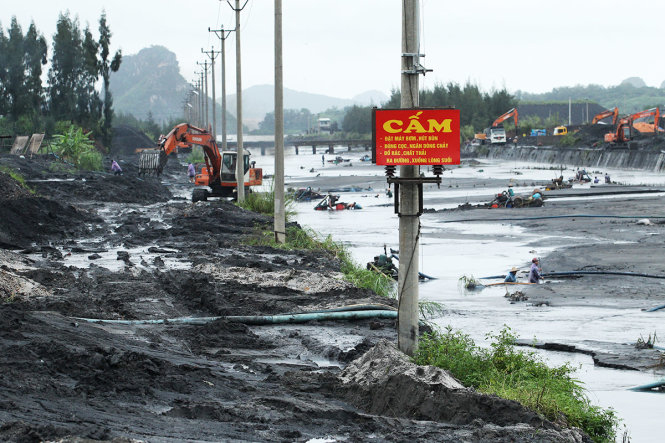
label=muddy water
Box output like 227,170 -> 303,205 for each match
256,150 -> 665,442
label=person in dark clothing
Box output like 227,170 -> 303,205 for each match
111,160 -> 122,176
528,258 -> 543,283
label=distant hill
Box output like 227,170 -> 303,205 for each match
109,46 -> 388,130
516,77 -> 665,114
110,46 -> 189,123
620,77 -> 647,88
226,85 -> 389,123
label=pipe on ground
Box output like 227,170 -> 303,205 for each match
76,309 -> 398,326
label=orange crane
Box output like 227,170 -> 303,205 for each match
591,107 -> 619,125
138,123 -> 262,202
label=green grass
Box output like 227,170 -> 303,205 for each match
245,225 -> 396,298
235,179 -> 297,221
413,326 -> 618,442
0,166 -> 36,194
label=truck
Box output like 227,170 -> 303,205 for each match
485,108 -> 518,145
484,127 -> 506,144
553,126 -> 568,136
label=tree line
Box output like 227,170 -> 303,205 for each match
253,82 -> 517,139
0,12 -> 121,147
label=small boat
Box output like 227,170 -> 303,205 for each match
327,156 -> 351,164
293,187 -> 323,202
359,154 -> 372,162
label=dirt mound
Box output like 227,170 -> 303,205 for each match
111,125 -> 156,156
33,174 -> 172,204
0,172 -> 32,200
0,196 -> 97,249
338,341 -> 588,440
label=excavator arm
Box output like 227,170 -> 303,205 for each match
591,107 -> 618,125
491,108 -> 519,131
139,123 -> 222,178
627,107 -> 660,134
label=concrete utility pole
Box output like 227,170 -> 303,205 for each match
197,61 -> 209,130
193,78 -> 202,126
398,0 -> 421,356
202,47 -> 219,140
274,0 -> 286,244
196,69 -> 206,128
209,25 -> 235,152
228,0 -> 248,201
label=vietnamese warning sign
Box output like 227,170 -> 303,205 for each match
373,108 -> 460,166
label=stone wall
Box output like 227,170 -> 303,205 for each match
463,145 -> 665,172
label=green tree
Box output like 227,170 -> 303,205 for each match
342,105 -> 372,134
0,18 -> 47,134
48,12 -> 83,122
97,11 -> 122,147
23,22 -> 48,116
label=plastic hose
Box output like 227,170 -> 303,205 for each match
442,214 -> 665,224
76,309 -> 397,326
480,271 -> 665,280
543,271 -> 665,280
390,253 -> 438,280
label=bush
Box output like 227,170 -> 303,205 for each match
49,124 -> 102,171
558,133 -> 579,147
235,179 -> 295,220
414,326 -> 618,442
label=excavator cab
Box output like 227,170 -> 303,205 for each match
221,152 -> 250,182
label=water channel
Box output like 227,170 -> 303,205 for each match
255,148 -> 664,442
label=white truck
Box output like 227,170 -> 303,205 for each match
484,126 -> 506,144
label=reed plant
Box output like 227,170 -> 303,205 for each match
413,326 -> 618,442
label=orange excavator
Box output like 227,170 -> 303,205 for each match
483,108 -> 518,144
628,107 -> 660,134
604,108 -> 660,143
591,107 -> 619,125
138,123 -> 262,202
604,118 -> 632,143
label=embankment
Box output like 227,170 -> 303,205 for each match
464,144 -> 665,172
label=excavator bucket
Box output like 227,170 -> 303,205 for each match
138,149 -> 168,176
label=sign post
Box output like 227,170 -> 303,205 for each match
372,106 -> 460,354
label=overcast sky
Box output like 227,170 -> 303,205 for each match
3,1 -> 665,99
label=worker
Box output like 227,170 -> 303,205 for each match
594,176 -> 599,184
327,193 -> 338,209
187,163 -> 196,183
507,185 -> 515,197
321,154 -> 325,166
532,188 -> 542,200
605,173 -> 611,184
505,267 -> 519,283
111,159 -> 122,176
528,258 -> 543,283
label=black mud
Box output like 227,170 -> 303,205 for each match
0,152 -> 590,442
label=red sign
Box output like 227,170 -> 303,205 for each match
373,108 -> 460,166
